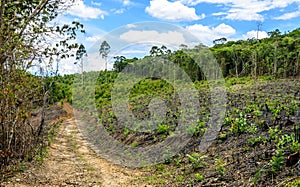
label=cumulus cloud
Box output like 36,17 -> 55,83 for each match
180,0 -> 300,21
274,9 -> 300,20
145,0 -> 204,21
68,0 -> 108,19
119,30 -> 187,46
186,23 -> 236,46
242,30 -> 269,40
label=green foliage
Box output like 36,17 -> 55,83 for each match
211,28 -> 300,78
194,173 -> 204,182
269,150 -> 285,173
230,112 -> 255,134
131,141 -> 138,148
277,134 -> 299,153
268,127 -> 282,141
284,177 -> 300,187
186,121 -> 206,136
214,158 -> 226,176
247,136 -> 267,147
253,168 -> 266,185
218,133 -> 227,142
33,147 -> 48,165
186,153 -> 207,169
157,124 -> 172,134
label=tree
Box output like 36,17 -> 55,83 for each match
76,44 -> 87,83
150,46 -> 161,56
150,45 -> 171,57
99,40 -> 110,70
179,44 -> 188,50
0,0 -> 84,171
113,56 -> 127,72
161,45 -> 172,57
213,37 -> 227,45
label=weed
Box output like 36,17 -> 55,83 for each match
247,136 -> 266,147
186,153 -> 207,169
123,128 -> 130,136
131,141 -> 138,147
218,132 -> 227,142
284,177 -> 300,187
186,121 -> 206,137
269,149 -> 285,173
157,124 -> 171,134
277,134 -> 299,153
175,175 -> 185,183
247,124 -> 258,134
230,112 -> 254,134
268,127 -> 282,141
214,158 -> 226,176
33,147 -> 48,165
253,168 -> 266,185
194,173 -> 204,182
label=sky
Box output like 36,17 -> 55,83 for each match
56,0 -> 300,74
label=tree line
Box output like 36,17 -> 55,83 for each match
112,28 -> 300,80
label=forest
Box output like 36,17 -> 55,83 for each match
0,0 -> 300,186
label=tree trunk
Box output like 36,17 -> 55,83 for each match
235,61 -> 238,78
273,44 -> 277,75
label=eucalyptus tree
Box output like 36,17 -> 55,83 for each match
76,44 -> 87,83
99,40 -> 110,70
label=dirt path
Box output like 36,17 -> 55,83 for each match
2,104 -> 148,187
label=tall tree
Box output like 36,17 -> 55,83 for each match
99,40 -> 110,70
76,44 -> 87,83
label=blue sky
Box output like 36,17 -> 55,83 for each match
56,0 -> 300,73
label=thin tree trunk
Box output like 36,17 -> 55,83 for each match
273,44 -> 277,75
235,61 -> 238,78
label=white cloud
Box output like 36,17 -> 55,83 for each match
145,0 -> 204,21
86,35 -> 103,42
125,24 -> 137,28
91,1 -> 102,6
224,9 -> 264,21
114,8 -> 126,14
274,9 -> 300,20
186,23 -> 236,46
213,23 -> 236,35
180,0 -> 300,21
120,30 -> 186,46
242,30 -> 269,40
123,0 -> 132,6
68,0 -> 108,19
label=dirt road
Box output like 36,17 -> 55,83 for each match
2,104 -> 148,187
